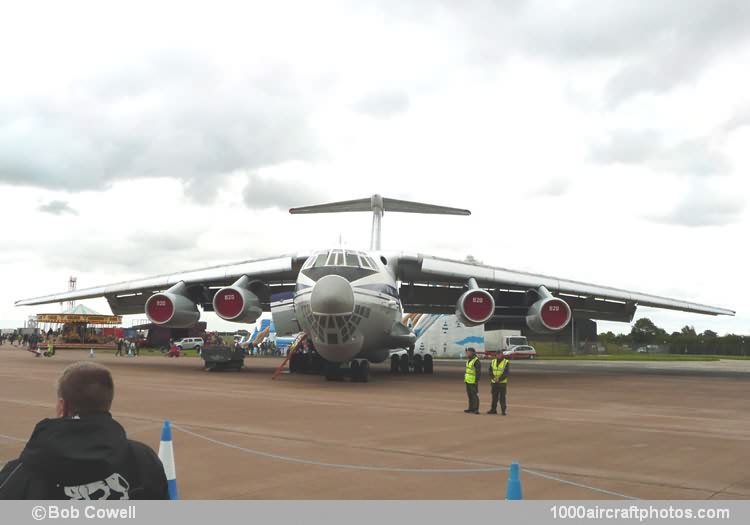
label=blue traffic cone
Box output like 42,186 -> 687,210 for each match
506,462 -> 523,500
158,420 -> 178,500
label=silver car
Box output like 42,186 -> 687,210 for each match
175,337 -> 204,352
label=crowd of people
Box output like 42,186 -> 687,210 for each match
242,340 -> 282,357
0,332 -> 33,347
114,338 -> 140,357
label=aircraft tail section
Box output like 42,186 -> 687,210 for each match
289,194 -> 470,250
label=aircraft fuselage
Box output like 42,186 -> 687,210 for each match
292,249 -> 411,363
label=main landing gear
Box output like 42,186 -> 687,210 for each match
390,346 -> 433,375
289,350 -> 325,375
324,359 -> 370,383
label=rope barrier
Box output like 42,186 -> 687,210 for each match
173,424 -> 638,499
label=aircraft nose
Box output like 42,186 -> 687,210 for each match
310,275 -> 354,315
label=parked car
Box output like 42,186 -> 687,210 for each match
502,345 -> 537,359
174,337 -> 204,352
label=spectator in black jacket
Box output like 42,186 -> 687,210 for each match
0,362 -> 169,500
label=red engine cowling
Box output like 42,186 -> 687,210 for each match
526,296 -> 571,333
145,292 -> 200,328
456,289 -> 495,327
212,286 -> 262,324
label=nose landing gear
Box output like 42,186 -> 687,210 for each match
324,359 -> 370,382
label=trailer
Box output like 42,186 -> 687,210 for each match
201,345 -> 245,371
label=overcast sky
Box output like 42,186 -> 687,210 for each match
1,0 -> 748,336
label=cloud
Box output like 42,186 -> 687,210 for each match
242,172 -> 326,211
722,105 -> 750,133
6,231 -> 202,276
37,200 -> 78,216
0,52 -> 321,203
527,177 -> 571,198
590,130 -> 730,177
649,184 -> 746,227
524,1 -> 750,104
353,91 -> 410,118
410,1 -> 750,104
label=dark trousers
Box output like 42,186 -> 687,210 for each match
490,383 -> 507,414
465,383 -> 479,412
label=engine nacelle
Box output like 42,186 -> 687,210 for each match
456,288 -> 495,327
526,296 -> 571,333
213,286 -> 262,324
145,288 -> 200,328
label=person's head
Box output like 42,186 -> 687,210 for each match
56,362 -> 114,418
465,347 -> 476,357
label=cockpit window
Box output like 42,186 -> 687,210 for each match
312,254 -> 327,268
343,250 -> 359,267
327,250 -> 343,266
308,250 -> 379,269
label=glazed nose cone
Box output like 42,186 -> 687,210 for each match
310,275 -> 354,315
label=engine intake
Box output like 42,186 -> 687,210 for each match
145,282 -> 200,328
526,296 -> 571,333
213,278 -> 262,324
456,288 -> 495,326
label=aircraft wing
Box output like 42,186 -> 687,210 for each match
394,253 -> 734,322
15,254 -> 309,315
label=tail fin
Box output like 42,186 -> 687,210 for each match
289,194 -> 470,250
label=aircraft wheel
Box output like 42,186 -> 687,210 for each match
390,354 -> 400,373
311,355 -> 324,374
413,354 -> 423,374
301,354 -> 311,373
399,354 -> 410,374
360,360 -> 370,383
324,362 -> 342,381
350,360 -> 361,382
423,354 -> 434,374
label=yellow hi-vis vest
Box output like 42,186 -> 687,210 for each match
465,356 -> 479,384
491,358 -> 509,384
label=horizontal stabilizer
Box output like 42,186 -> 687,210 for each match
289,195 -> 470,216
289,194 -> 470,250
289,198 -> 372,214
381,197 -> 470,215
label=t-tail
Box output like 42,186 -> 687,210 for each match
289,194 -> 470,250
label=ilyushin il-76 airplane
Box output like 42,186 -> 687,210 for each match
16,195 -> 734,382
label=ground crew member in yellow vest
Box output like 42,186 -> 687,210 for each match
487,354 -> 510,415
463,347 -> 481,414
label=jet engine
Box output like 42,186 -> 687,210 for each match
525,295 -> 572,333
456,288 -> 495,327
145,282 -> 200,328
212,276 -> 263,324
